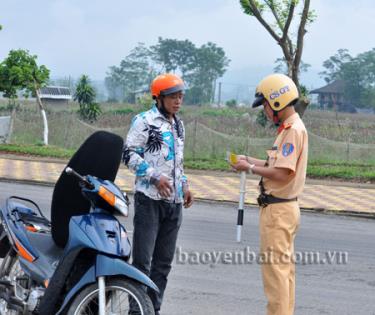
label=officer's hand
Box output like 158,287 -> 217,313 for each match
156,175 -> 173,198
237,155 -> 248,161
183,189 -> 194,208
231,160 -> 250,172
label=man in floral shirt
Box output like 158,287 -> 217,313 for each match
123,73 -> 193,314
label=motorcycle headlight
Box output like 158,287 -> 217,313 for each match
114,196 -> 129,217
98,186 -> 129,217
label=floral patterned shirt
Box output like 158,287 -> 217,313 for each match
122,104 -> 188,203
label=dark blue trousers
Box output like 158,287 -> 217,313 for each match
132,192 -> 182,313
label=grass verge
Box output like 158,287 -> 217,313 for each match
185,158 -> 375,182
0,144 -> 74,159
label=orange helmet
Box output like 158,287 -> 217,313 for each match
150,73 -> 185,99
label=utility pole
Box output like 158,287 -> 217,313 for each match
217,82 -> 222,107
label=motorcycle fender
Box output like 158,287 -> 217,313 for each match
95,254 -> 159,292
55,254 -> 159,314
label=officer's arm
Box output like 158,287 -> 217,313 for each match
251,166 -> 292,181
246,156 -> 267,167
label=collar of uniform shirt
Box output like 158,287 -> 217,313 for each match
277,112 -> 299,134
277,123 -> 288,134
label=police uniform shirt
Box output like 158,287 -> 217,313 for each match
263,113 -> 308,199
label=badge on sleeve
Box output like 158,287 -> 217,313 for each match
282,143 -> 294,157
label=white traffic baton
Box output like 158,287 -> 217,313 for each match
236,171 -> 247,243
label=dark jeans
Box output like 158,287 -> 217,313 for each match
132,192 -> 182,312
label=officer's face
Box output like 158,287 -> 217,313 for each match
263,101 -> 273,120
161,91 -> 184,116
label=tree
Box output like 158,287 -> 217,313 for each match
274,57 -> 311,75
74,75 -> 101,122
319,49 -> 353,83
0,49 -> 50,144
186,42 -> 230,104
105,43 -> 155,103
150,37 -> 196,76
106,39 -> 230,105
320,48 -> 375,109
240,0 -> 316,116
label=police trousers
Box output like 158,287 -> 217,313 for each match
259,201 -> 300,315
132,192 -> 182,312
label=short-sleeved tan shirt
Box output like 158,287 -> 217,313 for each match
262,113 -> 308,199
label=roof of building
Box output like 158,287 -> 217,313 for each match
310,80 -> 346,95
39,86 -> 72,100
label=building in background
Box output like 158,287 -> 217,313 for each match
39,86 -> 72,107
310,80 -> 356,112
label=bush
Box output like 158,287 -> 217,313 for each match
111,108 -> 135,115
79,102 -> 102,122
256,110 -> 268,127
225,99 -> 237,108
136,93 -> 153,111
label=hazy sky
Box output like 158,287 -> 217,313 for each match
1,0 -> 374,88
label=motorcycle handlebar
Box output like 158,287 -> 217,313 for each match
65,167 -> 95,190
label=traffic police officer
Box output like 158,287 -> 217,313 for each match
232,73 -> 308,315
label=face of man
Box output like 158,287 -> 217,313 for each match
159,91 -> 184,116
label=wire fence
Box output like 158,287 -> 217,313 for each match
7,109 -> 374,165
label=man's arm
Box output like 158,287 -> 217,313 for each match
123,115 -> 154,179
180,121 -> 193,207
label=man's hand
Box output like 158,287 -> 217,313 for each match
156,175 -> 173,198
183,188 -> 194,208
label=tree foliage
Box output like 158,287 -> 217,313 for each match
105,38 -> 230,105
74,75 -> 101,121
150,37 -> 196,76
184,42 -> 230,104
320,48 -> 375,109
240,0 -> 316,116
0,49 -> 50,144
105,43 -> 155,103
0,49 -> 50,101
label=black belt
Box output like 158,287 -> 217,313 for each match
257,194 -> 297,207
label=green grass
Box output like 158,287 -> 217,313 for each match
185,158 -> 230,170
0,144 -> 74,159
307,164 -> 375,181
185,158 -> 375,182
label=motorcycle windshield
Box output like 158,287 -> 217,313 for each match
50,131 -> 124,248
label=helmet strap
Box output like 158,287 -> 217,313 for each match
157,97 -> 171,119
273,110 -> 280,127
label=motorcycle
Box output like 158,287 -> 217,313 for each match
0,131 -> 157,314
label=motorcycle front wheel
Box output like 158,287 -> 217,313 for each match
66,278 -> 154,315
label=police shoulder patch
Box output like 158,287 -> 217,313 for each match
282,143 -> 294,157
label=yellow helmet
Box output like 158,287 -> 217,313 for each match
252,73 -> 299,111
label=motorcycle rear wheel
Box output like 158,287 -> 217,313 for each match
0,250 -> 24,315
66,278 -> 154,315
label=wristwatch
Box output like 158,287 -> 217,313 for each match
248,163 -> 255,174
